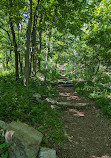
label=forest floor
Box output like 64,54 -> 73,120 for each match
53,74 -> 111,158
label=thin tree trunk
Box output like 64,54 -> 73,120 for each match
95,58 -> 100,75
6,51 -> 8,69
45,33 -> 49,77
46,29 -> 52,69
45,28 -> 52,81
55,55 -> 59,71
31,0 -> 40,75
19,24 -> 23,74
0,26 -> 12,61
37,14 -> 42,71
24,0 -> 32,87
10,20 -> 19,80
19,53 -> 23,74
9,0 -> 19,81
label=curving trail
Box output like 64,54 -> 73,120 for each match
54,74 -> 111,158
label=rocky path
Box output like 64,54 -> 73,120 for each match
54,75 -> 111,158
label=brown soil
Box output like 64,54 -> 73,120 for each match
53,78 -> 111,158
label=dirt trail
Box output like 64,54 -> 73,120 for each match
54,75 -> 111,158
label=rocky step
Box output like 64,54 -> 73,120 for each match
58,81 -> 72,84
58,83 -> 73,87
56,105 -> 89,110
59,79 -> 70,82
59,76 -> 67,80
50,104 -> 89,110
44,98 -> 91,109
56,102 -> 91,110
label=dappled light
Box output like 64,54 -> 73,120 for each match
59,92 -> 72,97
57,69 -> 111,158
69,109 -> 85,117
0,0 -> 111,157
59,92 -> 80,100
58,86 -> 93,108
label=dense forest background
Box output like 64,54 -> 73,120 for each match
0,0 -> 111,157
0,0 -> 111,82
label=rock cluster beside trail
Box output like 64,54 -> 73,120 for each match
0,120 -> 56,158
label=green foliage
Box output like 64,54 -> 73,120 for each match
0,72 -> 64,147
0,0 -> 111,151
71,71 -> 111,118
0,132 -> 9,158
45,69 -> 60,82
102,103 -> 111,116
93,72 -> 111,84
65,58 -> 111,117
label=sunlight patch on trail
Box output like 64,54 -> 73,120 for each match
69,109 -> 85,117
59,92 -> 80,100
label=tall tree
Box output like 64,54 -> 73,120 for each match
37,13 -> 42,71
24,0 -> 32,87
31,0 -> 40,75
9,0 -> 19,80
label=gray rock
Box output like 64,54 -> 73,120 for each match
0,120 -> 8,130
50,105 -> 57,110
38,147 -> 56,158
33,93 -> 42,99
0,120 -> 8,136
45,98 -> 57,104
8,122 -> 43,158
5,130 -> 15,142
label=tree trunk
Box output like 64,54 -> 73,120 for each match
45,28 -> 52,81
9,0 -> 19,80
46,29 -> 52,68
0,26 -> 12,64
9,20 -> 19,81
19,53 -> 23,74
24,0 -> 32,87
94,58 -> 100,75
37,14 -> 42,71
31,0 -> 40,75
45,33 -> 49,81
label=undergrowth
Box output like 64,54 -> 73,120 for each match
0,71 -> 64,156
72,72 -> 111,118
